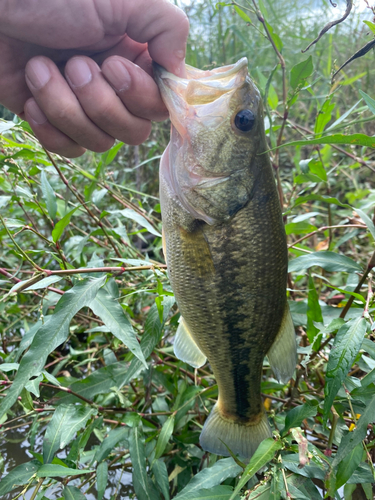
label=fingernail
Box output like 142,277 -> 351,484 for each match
103,60 -> 131,92
66,58 -> 92,87
26,59 -> 51,89
26,100 -> 47,125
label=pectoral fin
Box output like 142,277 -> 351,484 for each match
267,304 -> 297,383
174,317 -> 207,368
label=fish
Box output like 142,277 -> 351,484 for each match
154,58 -> 297,459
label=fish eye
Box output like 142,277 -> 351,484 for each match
234,109 -> 255,132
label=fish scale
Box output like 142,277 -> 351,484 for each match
155,58 -> 297,459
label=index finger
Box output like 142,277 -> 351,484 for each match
96,0 -> 189,76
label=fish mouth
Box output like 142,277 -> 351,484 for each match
153,58 -> 249,133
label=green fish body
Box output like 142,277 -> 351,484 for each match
154,59 -> 297,459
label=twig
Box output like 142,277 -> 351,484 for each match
302,0 -> 353,53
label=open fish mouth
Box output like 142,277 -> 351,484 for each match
153,58 -> 249,132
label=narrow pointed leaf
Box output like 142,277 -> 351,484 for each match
96,461 -> 108,500
336,443 -> 363,489
290,56 -> 313,90
63,486 -> 88,500
94,427 -> 128,463
276,133 -> 375,150
52,205 -> 81,242
0,461 -> 41,496
89,289 -> 147,367
282,402 -> 318,436
354,207 -> 375,240
323,318 -> 367,421
37,464 -> 94,477
0,277 -> 105,420
152,459 -> 170,500
116,208 -> 161,237
43,404 -> 97,463
288,251 -> 362,274
229,439 -> 282,500
129,425 -> 158,500
154,414 -> 175,459
333,393 -> 375,466
41,170 -> 57,220
174,457 -> 241,500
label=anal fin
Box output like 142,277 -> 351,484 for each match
174,317 -> 206,368
267,304 -> 297,383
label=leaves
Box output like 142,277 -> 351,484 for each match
0,461 -> 40,496
275,133 -> 375,150
229,439 -> 282,499
115,208 -> 161,237
0,276 -> 105,420
323,318 -> 367,421
63,485 -> 87,500
89,288 -> 147,367
154,414 -> 175,459
288,251 -> 362,273
43,404 -> 97,463
52,205 -> 82,243
174,458 -> 241,500
129,425 -> 160,500
282,402 -> 318,435
37,464 -> 94,477
40,170 -> 57,220
333,393 -> 375,466
290,56 -> 313,89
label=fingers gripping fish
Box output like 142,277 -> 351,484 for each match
154,58 -> 297,459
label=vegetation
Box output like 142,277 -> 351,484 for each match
0,0 -> 375,498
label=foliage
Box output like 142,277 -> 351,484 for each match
0,0 -> 375,499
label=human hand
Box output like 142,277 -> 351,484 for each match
0,0 -> 189,157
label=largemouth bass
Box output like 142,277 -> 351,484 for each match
154,58 -> 297,459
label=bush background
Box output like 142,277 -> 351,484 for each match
0,0 -> 374,499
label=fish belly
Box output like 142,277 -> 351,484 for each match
161,164 -> 289,457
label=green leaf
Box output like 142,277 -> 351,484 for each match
129,425 -> 159,500
89,289 -> 147,367
96,461 -> 108,500
359,89 -> 375,115
0,277 -> 105,420
233,5 -> 251,22
363,20 -> 375,35
174,457 -> 241,500
43,404 -> 97,463
0,460 -> 40,496
288,251 -> 362,274
282,402 -> 318,436
94,427 -> 128,463
314,96 -> 335,137
152,459 -> 170,500
52,205 -> 81,243
293,194 -> 350,209
63,485 -> 87,500
116,208 -> 161,237
102,142 -> 124,165
354,207 -> 375,240
290,56 -> 313,90
323,318 -> 367,421
25,275 -> 64,291
333,393 -> 375,466
154,414 -> 175,459
336,443 -> 364,489
229,439 -> 282,500
275,133 -> 375,151
307,273 -> 323,343
181,486 -> 238,500
40,170 -> 57,220
37,464 -> 94,477
264,20 -> 283,51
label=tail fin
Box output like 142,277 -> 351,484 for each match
199,404 -> 272,459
